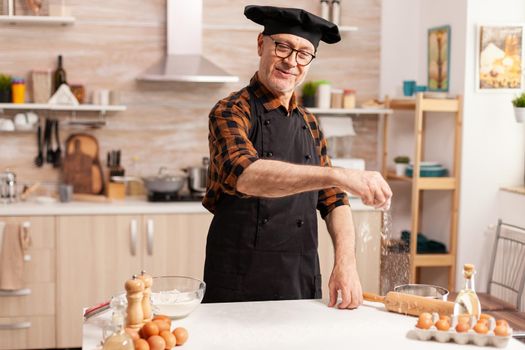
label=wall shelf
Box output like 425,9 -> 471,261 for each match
308,107 -> 392,115
0,15 -> 75,25
0,103 -> 126,113
203,24 -> 358,32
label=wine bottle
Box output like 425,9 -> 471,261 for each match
53,55 -> 68,92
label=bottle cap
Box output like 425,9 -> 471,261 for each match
463,263 -> 475,278
12,77 -> 25,84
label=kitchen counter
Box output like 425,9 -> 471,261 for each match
82,299 -> 525,350
0,196 -> 376,216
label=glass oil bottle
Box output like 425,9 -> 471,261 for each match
453,263 -> 481,320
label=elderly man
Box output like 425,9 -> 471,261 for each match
202,5 -> 392,308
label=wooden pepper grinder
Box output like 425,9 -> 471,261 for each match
137,270 -> 153,322
125,275 -> 144,330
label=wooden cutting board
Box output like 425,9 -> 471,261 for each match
62,133 -> 104,195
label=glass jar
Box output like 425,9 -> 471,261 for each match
11,78 -> 26,104
330,89 -> 343,109
343,89 -> 356,109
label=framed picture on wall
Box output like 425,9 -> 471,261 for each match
476,24 -> 524,92
428,25 -> 451,92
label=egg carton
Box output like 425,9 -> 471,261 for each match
409,314 -> 513,348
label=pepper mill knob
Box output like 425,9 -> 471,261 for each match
137,270 -> 153,322
125,275 -> 144,330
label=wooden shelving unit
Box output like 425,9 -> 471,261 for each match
382,93 -> 463,291
0,15 -> 75,25
0,103 -> 126,117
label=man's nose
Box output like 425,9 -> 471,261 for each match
282,52 -> 298,67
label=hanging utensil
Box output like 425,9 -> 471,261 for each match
44,118 -> 54,164
53,120 -> 62,168
34,124 -> 44,167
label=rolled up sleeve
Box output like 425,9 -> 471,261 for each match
209,101 -> 259,196
316,128 -> 349,219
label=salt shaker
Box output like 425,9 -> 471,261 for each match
125,275 -> 144,330
137,271 -> 153,322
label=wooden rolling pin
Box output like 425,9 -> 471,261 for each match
363,291 -> 455,317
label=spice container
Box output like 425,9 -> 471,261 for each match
343,89 -> 356,109
11,78 -> 26,104
330,89 -> 343,109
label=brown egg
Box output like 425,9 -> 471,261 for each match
455,322 -> 470,333
153,320 -> 170,333
125,327 -> 140,341
439,315 -> 451,324
160,330 -> 176,349
479,313 -> 492,321
153,315 -> 172,327
494,325 -> 510,337
418,312 -> 432,322
457,314 -> 470,324
142,322 -> 160,338
496,319 -> 509,328
435,319 -> 450,331
134,338 -> 150,350
473,322 -> 489,334
147,335 -> 166,350
173,327 -> 189,346
416,318 -> 433,330
477,318 -> 489,327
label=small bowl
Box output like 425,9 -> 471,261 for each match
394,284 -> 449,300
151,276 -> 206,319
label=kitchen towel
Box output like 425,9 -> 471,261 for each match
319,116 -> 356,138
0,222 -> 25,290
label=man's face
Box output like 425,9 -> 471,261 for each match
257,33 -> 315,96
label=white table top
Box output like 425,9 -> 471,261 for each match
82,299 -> 525,350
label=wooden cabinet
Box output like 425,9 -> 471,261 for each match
317,210 -> 382,298
56,213 -> 212,348
0,216 -> 56,350
142,214 -> 212,279
56,215 -> 142,348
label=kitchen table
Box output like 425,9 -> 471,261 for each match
82,299 -> 525,349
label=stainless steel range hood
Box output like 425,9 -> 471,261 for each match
137,0 -> 239,83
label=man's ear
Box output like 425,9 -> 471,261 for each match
257,33 -> 264,57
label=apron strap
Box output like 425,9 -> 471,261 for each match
246,86 -> 263,141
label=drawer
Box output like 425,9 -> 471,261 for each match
0,315 -> 55,350
0,216 -> 55,250
0,283 -> 55,316
24,248 -> 55,283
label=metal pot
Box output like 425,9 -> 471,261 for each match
142,167 -> 187,193
186,157 -> 209,194
394,284 -> 449,301
0,169 -> 17,203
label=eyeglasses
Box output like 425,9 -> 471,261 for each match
270,37 -> 316,66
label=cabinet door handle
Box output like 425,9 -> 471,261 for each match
0,288 -> 31,297
0,321 -> 31,330
146,219 -> 154,256
130,219 -> 138,256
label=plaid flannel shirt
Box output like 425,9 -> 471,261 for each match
203,73 -> 349,218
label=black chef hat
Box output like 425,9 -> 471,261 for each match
244,5 -> 341,49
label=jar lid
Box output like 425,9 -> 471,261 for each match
12,77 -> 25,83
344,89 -> 356,94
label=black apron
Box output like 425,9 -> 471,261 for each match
203,87 -> 322,303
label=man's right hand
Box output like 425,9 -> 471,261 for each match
336,168 -> 392,209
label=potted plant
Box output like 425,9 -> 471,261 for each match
394,155 -> 410,176
0,74 -> 12,103
301,81 -> 317,107
512,92 -> 525,123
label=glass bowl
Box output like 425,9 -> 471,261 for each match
150,276 -> 206,319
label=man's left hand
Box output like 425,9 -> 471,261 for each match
327,261 -> 363,309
